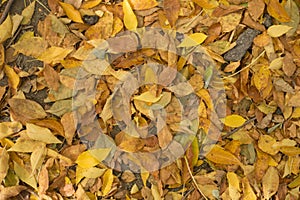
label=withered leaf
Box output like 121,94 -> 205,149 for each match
21,1 -> 35,25
14,161 -> 37,190
0,148 -> 9,183
262,167 -> 279,199
26,123 -> 62,144
0,15 -> 12,43
163,0 -> 180,27
8,98 -> 47,121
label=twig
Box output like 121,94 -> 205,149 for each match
0,0 -> 15,24
184,156 -> 208,200
222,50 -> 266,79
222,117 -> 256,139
36,0 -> 51,13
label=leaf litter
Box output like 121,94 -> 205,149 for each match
0,0 -> 299,199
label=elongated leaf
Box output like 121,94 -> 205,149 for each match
262,167 -> 279,199
178,33 -> 207,47
0,15 -> 12,43
0,148 -> 9,183
21,1 -> 35,25
59,2 -> 83,23
101,169 -> 114,196
14,162 -> 37,190
223,114 -> 246,128
123,0 -> 137,30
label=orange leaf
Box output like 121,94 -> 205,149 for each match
205,145 -> 242,165
59,2 -> 83,23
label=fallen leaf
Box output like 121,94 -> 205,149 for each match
205,145 -> 242,165
129,0 -> 158,10
76,166 -> 106,184
38,46 -> 73,65
14,161 -> 37,190
267,25 -> 293,37
178,33 -> 207,47
43,64 -> 60,91
21,1 -> 35,25
75,151 -> 100,169
8,139 -> 45,152
123,0 -> 138,30
59,1 -> 83,23
163,0 -> 180,27
227,172 -> 241,200
258,135 -> 278,155
262,166 -> 279,199
223,114 -> 246,128
8,98 -> 47,121
30,144 -> 46,173
282,0 -> 299,37
101,169 -> 114,196
133,91 -> 162,103
242,177 -> 257,200
0,148 -> 9,183
4,65 -> 20,90
26,123 -> 62,144
192,0 -> 218,9
11,34 -> 48,58
253,65 -> 270,91
267,0 -> 290,22
0,121 -> 22,139
0,186 -> 27,199
0,15 -> 12,43
81,0 -> 102,9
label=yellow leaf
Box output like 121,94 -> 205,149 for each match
205,145 -> 242,165
0,121 -> 22,139
223,114 -> 246,128
30,144 -> 46,173
268,57 -> 283,69
242,177 -> 257,200
26,123 -> 62,144
76,166 -> 106,184
267,25 -> 293,37
288,175 -> 300,188
21,1 -> 35,25
192,0 -> 219,9
76,151 -> 100,169
258,135 -> 278,155
123,0 -> 138,30
133,91 -> 162,103
38,47 -> 73,65
14,161 -> 37,190
191,137 -> 199,166
81,0 -> 102,9
101,169 -> 114,196
0,148 -> 9,183
178,33 -> 207,47
291,107 -> 300,118
8,139 -> 45,152
59,2 -> 83,23
112,17 -> 124,36
129,0 -> 158,10
227,172 -> 241,200
262,167 -> 279,199
0,15 -> 12,43
88,148 -> 111,162
141,171 -> 149,186
4,65 -> 20,90
253,65 -> 270,91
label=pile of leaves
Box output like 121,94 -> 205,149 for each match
0,0 -> 299,199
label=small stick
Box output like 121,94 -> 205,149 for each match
0,0 -> 15,25
184,156 -> 208,200
222,117 -> 256,139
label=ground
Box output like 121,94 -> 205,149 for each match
0,0 -> 299,199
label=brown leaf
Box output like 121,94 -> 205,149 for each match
44,64 -> 60,91
267,0 -> 290,22
0,148 -> 9,183
0,186 -> 27,199
262,166 -> 279,199
163,0 -> 180,27
129,0 -> 158,10
8,98 -> 47,122
61,112 -> 76,145
248,0 -> 265,20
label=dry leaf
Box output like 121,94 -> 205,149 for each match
205,145 -> 242,165
267,25 -> 293,37
38,46 -> 73,65
4,65 -> 20,90
129,0 -> 158,10
21,1 -> 35,25
101,169 -> 114,196
0,148 -> 9,183
262,166 -> 279,199
0,121 -> 22,139
61,112 -> 76,145
14,161 -> 37,190
267,0 -> 290,22
223,114 -> 246,128
0,15 -> 12,43
59,1 -> 83,23
123,0 -> 138,30
81,0 -> 102,9
178,33 -> 207,47
8,98 -> 47,121
163,0 -> 180,27
26,123 -> 62,144
75,151 -> 100,169
30,144 -> 46,173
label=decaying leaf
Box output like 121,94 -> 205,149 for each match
26,123 -> 62,144
21,1 -> 35,25
0,148 -> 9,183
205,145 -> 242,165
0,15 -> 12,43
